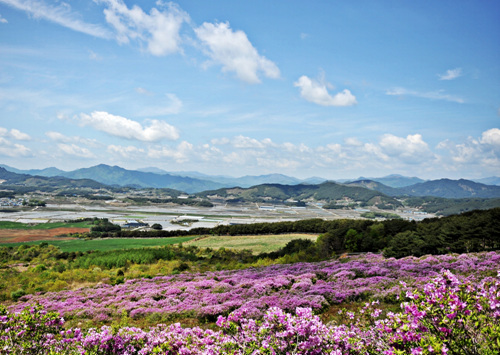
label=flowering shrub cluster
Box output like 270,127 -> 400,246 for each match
1,268 -> 499,354
10,252 -> 500,324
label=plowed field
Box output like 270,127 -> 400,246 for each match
0,228 -> 89,243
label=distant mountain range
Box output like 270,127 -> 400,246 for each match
0,164 -> 224,194
0,164 -> 326,193
346,178 -> 500,199
1,164 -> 499,198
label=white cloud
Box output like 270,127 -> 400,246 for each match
438,68 -> 462,80
194,21 -> 280,84
46,131 -> 68,141
0,127 -> 31,140
325,143 -> 342,154
386,87 -> 464,103
256,157 -> 300,170
294,75 -> 357,106
450,142 -> 480,164
57,143 -> 95,158
148,141 -> 193,163
9,128 -> 31,140
379,133 -> 434,163
138,93 -> 182,116
79,111 -> 179,142
437,128 -> 500,170
210,137 -> 230,145
0,0 -> 112,38
107,144 -> 145,158
100,0 -> 189,55
100,129 -> 500,177
232,135 -> 267,149
362,143 -> 389,162
88,50 -> 101,61
45,131 -> 98,147
0,137 -> 31,157
344,137 -> 363,146
135,87 -> 152,95
0,14 -> 7,23
480,128 -> 500,147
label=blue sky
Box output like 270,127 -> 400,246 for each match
0,0 -> 499,180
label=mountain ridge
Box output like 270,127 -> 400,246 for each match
1,164 -> 499,197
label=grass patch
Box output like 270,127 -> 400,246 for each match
0,236 -> 197,252
0,221 -> 92,230
184,234 -> 318,254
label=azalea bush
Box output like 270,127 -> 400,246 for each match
1,268 -> 499,354
9,252 -> 500,327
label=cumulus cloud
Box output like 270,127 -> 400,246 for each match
45,131 -> 68,141
148,141 -> 193,163
294,75 -> 357,106
232,135 -> 268,149
135,87 -> 152,95
0,0 -> 112,38
126,129 -> 500,177
46,131 -> 98,147
0,127 -> 31,140
386,87 -> 464,103
138,93 -> 183,116
0,138 -> 31,157
79,111 -> 179,142
88,50 -> 101,61
210,137 -> 230,145
107,144 -> 145,158
438,68 -> 462,80
4,1 -> 280,84
9,129 -> 31,140
437,128 -> 500,172
210,135 -> 276,149
256,157 -> 300,170
379,133 -> 435,163
344,137 -> 363,146
194,21 -> 280,84
100,0 -> 189,55
480,128 -> 500,147
57,143 -> 95,158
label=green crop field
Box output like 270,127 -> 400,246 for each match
0,236 -> 197,252
0,221 -> 92,230
184,234 -> 318,254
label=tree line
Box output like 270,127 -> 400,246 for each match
79,208 -> 500,259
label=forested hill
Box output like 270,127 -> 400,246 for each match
344,178 -> 500,199
0,167 -> 107,191
197,181 -> 403,208
397,178 -> 500,198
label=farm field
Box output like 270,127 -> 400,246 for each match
0,221 -> 92,230
184,233 -> 318,254
0,236 -> 197,252
0,220 -> 91,243
0,228 -> 87,243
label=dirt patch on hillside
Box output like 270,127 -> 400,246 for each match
0,228 -> 89,243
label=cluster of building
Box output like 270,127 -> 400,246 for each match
0,197 -> 24,207
121,220 -> 149,229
